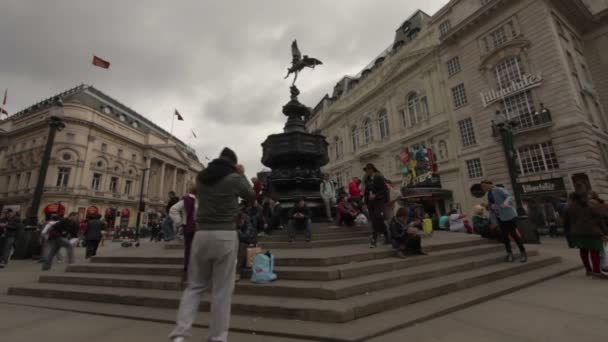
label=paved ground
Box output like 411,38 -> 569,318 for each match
1,236 -> 606,341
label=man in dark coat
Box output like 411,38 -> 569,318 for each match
42,212 -> 79,271
287,198 -> 312,242
0,209 -> 21,268
84,214 -> 105,259
363,163 -> 390,248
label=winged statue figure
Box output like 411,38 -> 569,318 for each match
284,40 -> 323,86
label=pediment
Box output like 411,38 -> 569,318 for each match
149,144 -> 190,166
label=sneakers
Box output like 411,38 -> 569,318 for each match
520,251 -> 527,263
505,253 -> 514,262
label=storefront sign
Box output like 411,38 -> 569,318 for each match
86,206 -> 99,215
517,178 -> 566,195
481,73 -> 543,107
44,203 -> 66,217
400,144 -> 441,188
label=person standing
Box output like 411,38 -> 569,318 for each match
169,147 -> 254,342
363,163 -> 390,248
481,180 -> 527,262
84,214 -> 105,259
564,192 -> 608,278
42,212 -> 79,271
169,186 -> 199,285
320,173 -> 336,222
0,209 -> 20,268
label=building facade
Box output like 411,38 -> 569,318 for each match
308,0 -> 608,224
0,85 -> 203,231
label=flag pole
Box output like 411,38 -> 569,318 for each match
170,111 -> 176,137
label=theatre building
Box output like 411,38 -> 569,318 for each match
0,85 -> 203,232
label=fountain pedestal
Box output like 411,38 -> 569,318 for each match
261,86 -> 329,217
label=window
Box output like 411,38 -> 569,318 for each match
101,143 -> 107,152
495,56 -> 524,89
131,154 -> 137,161
447,56 -> 461,77
466,159 -> 483,178
399,110 -> 407,128
62,153 -> 71,161
407,93 -> 429,127
66,133 -> 75,142
118,149 -> 123,158
566,52 -> 576,72
458,118 -> 477,147
555,19 -> 565,36
378,112 -> 390,139
109,177 -> 118,193
363,119 -> 373,144
25,172 -> 31,188
451,84 -> 468,108
56,167 -> 70,187
516,141 -> 559,175
439,20 -> 451,36
490,27 -> 508,48
351,126 -> 359,151
15,174 -> 21,190
503,91 -> 536,129
124,180 -> 132,195
6,176 -> 11,190
92,173 -> 102,191
335,172 -> 343,188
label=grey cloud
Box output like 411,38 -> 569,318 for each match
1,0 -> 448,173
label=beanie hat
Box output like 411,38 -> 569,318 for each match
219,147 -> 237,165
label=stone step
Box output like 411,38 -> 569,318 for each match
76,244 -> 501,280
40,250 -> 539,299
90,238 -> 493,267
8,255 -> 560,323
259,230 -> 370,241
2,261 -> 578,342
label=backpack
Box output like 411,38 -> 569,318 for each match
251,251 -> 277,284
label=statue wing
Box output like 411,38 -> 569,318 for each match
306,57 -> 323,66
291,40 -> 302,61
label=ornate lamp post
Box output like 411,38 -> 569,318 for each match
134,167 -> 149,242
492,110 -> 540,243
28,99 -> 66,225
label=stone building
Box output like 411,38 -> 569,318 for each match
308,0 -> 608,222
0,85 -> 203,231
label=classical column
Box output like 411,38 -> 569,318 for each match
158,161 -> 165,199
181,169 -> 187,195
143,157 -> 152,199
172,166 -> 177,194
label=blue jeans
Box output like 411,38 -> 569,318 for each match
288,219 -> 312,240
0,236 -> 15,264
42,237 -> 74,270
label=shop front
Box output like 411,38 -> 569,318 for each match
516,178 -> 567,229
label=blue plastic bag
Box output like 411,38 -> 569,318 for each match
251,251 -> 277,284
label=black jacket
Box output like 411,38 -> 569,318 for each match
48,218 -> 78,240
364,173 -> 389,203
0,217 -> 20,237
85,219 -> 105,240
288,205 -> 311,221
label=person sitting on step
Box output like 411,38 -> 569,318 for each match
287,198 -> 312,243
336,195 -> 358,227
390,207 -> 425,258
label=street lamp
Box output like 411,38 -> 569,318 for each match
134,167 -> 149,243
492,110 -> 540,244
28,99 -> 66,225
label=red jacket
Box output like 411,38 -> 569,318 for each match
348,180 -> 362,198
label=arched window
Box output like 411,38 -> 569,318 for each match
363,118 -> 373,144
407,93 -> 429,127
378,111 -> 390,139
351,126 -> 359,151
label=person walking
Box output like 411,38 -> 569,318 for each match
169,186 -> 199,285
42,212 -> 79,271
564,192 -> 608,278
84,214 -> 105,259
0,209 -> 20,268
320,173 -> 336,222
481,180 -> 527,262
363,163 -> 390,248
169,147 -> 254,342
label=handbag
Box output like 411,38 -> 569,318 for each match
246,245 -> 262,268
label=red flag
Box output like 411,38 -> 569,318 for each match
174,109 -> 184,121
92,55 -> 111,69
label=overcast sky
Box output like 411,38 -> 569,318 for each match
0,0 -> 447,174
